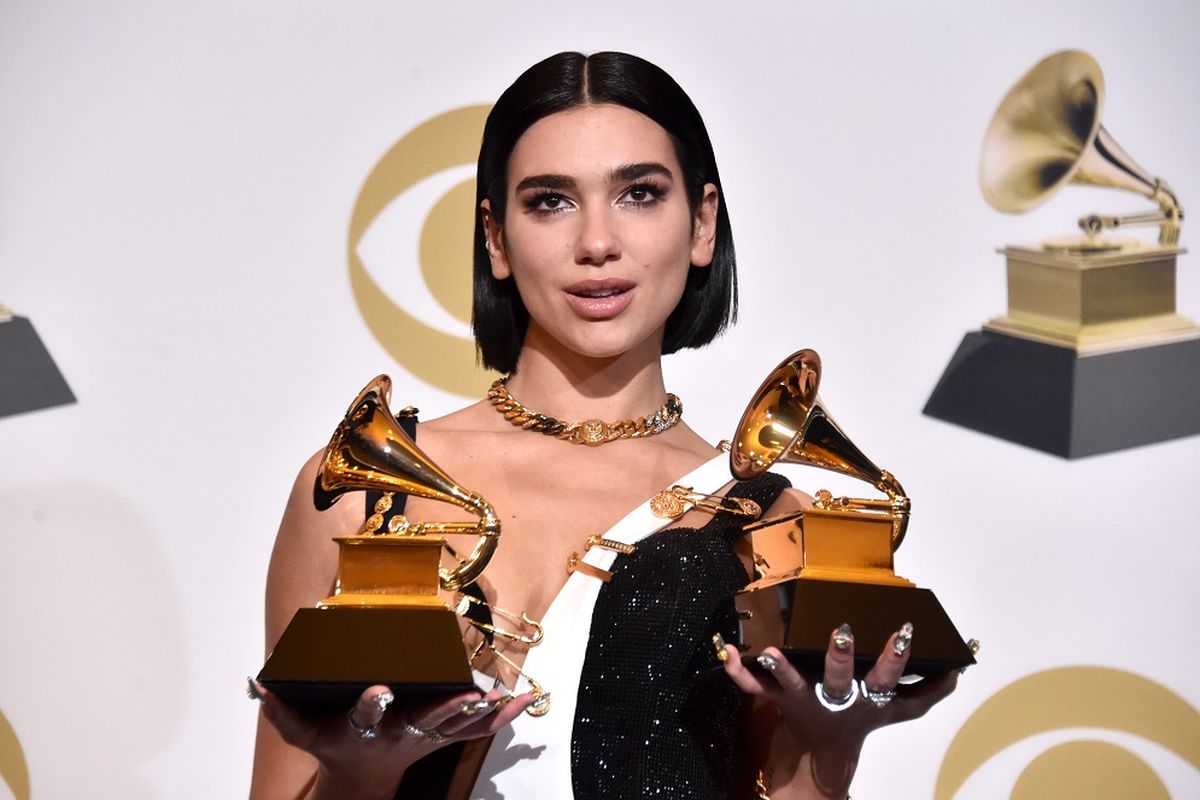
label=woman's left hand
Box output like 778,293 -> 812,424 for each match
722,624 -> 958,797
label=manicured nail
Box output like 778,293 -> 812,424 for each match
460,697 -> 496,716
893,622 -> 914,656
246,677 -> 266,703
833,623 -> 854,651
374,690 -> 395,712
756,653 -> 779,672
712,633 -> 729,662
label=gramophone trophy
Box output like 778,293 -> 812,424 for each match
925,49 -> 1200,457
731,350 -> 976,677
258,375 -> 499,713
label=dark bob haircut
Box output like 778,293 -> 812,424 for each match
471,51 -> 738,374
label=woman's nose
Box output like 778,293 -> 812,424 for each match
574,208 -> 620,265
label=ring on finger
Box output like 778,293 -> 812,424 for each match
814,679 -> 859,712
403,719 -> 449,744
860,679 -> 898,708
347,709 -> 382,740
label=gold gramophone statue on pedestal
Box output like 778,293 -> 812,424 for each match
258,376 -> 499,712
925,49 -> 1200,457
731,350 -> 976,677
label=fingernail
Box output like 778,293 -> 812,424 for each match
460,698 -> 496,716
893,622 -> 914,656
833,623 -> 854,651
246,677 -> 266,703
756,653 -> 779,672
712,633 -> 729,662
374,690 -> 395,712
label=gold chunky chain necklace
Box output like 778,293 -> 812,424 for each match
486,378 -> 683,446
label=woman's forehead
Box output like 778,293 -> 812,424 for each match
507,104 -> 680,185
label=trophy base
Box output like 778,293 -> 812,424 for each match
734,577 -> 975,677
924,330 -> 1200,458
258,605 -> 476,715
0,316 -> 75,419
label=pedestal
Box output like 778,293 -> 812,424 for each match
924,330 -> 1200,458
258,606 -> 476,715
0,316 -> 75,418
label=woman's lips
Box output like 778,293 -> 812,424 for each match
564,281 -> 635,320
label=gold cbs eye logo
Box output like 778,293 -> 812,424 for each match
348,105 -> 498,397
936,666 -> 1200,799
0,707 -> 30,800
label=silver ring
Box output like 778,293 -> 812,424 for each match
814,679 -> 859,712
403,719 -> 449,744
860,679 -> 898,708
347,710 -> 381,740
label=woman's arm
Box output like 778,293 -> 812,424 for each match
249,450 -> 358,799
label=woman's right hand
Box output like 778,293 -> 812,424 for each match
252,681 -> 535,800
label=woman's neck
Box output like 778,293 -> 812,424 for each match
503,329 -> 671,423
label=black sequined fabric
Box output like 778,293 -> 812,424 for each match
571,473 -> 790,800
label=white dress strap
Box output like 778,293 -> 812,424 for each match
472,453 -> 731,799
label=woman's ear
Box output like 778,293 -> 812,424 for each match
690,183 -> 719,268
481,199 -> 511,280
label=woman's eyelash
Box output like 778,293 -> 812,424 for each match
523,191 -> 571,213
620,182 -> 666,205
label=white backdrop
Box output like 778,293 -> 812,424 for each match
2,2 -> 1198,797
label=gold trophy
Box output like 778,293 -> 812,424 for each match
925,49 -> 1200,457
257,376 -> 500,712
731,350 -> 976,676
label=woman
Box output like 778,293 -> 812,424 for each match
250,51 -> 956,800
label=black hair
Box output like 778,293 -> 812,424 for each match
471,51 -> 738,374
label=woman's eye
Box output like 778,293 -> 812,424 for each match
619,184 -> 663,207
526,192 -> 572,214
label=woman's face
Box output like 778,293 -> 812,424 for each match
483,103 -> 717,364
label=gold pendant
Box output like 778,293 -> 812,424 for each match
650,485 -> 762,520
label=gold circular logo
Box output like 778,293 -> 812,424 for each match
348,105 -> 497,397
936,666 -> 1200,798
0,707 -> 30,800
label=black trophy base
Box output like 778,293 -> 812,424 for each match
735,579 -> 975,677
258,605 -> 477,715
924,330 -> 1200,458
0,316 -> 75,419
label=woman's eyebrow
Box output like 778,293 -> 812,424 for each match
514,174 -> 575,192
610,162 -> 673,182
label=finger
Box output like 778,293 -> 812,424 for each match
454,692 -> 537,740
890,670 -> 958,723
821,623 -> 855,700
862,622 -> 913,693
436,688 -> 510,736
346,685 -> 396,738
722,645 -> 768,697
407,688 -> 487,734
756,646 -> 806,694
256,683 -> 320,750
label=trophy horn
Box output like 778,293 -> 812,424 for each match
313,375 -> 500,591
730,350 -> 910,549
980,49 -> 1182,246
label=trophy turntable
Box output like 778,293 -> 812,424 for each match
925,49 -> 1200,457
730,350 -> 977,677
257,376 -> 502,713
